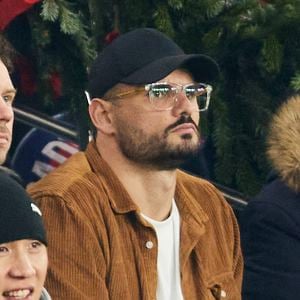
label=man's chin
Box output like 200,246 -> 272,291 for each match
168,131 -> 197,142
170,135 -> 200,151
180,133 -> 194,140
0,150 -> 8,165
152,147 -> 200,171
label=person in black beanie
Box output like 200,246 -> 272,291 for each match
0,172 -> 51,300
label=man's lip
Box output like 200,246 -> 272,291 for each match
0,133 -> 9,141
2,287 -> 34,298
169,123 -> 196,133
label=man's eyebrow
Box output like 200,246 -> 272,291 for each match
4,88 -> 17,94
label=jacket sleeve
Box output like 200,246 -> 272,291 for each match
212,185 -> 244,293
219,193 -> 243,297
204,184 -> 244,299
33,194 -> 109,300
229,204 -> 244,292
241,201 -> 300,300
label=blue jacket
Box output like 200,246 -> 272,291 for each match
241,179 -> 300,299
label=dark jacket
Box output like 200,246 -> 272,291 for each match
241,95 -> 300,300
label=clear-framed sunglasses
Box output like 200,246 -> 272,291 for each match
106,82 -> 213,111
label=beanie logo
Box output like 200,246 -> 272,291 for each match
31,203 -> 42,216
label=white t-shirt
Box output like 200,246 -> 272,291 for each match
141,199 -> 184,300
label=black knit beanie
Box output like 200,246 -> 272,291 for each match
0,172 -> 47,245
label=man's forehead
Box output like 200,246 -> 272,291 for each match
0,60 -> 15,92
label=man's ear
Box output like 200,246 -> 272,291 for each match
89,98 -> 115,134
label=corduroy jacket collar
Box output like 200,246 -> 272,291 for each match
85,141 -> 209,227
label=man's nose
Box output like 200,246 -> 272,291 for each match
172,92 -> 195,116
8,253 -> 36,278
0,98 -> 13,121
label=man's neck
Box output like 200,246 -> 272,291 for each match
97,139 -> 177,221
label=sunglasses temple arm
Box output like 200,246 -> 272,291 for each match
84,91 -> 94,141
85,91 -> 91,105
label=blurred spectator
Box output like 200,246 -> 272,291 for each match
241,95 -> 300,299
0,34 -> 16,165
0,172 -> 51,299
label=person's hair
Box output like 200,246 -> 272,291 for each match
90,83 -> 132,140
102,83 -> 130,101
0,34 -> 16,73
267,94 -> 300,192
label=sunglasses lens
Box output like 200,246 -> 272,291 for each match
147,83 -> 212,111
185,84 -> 209,111
149,84 -> 175,109
150,84 -> 171,97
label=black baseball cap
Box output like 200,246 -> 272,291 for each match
88,28 -> 219,98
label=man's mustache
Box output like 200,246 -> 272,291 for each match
164,114 -> 199,135
0,125 -> 10,134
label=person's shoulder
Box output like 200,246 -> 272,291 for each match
177,168 -> 212,185
249,178 -> 300,209
176,169 -> 229,210
242,178 -> 300,227
27,151 -> 91,199
176,170 -> 239,242
177,169 -> 222,195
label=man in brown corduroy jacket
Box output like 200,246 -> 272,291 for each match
28,28 -> 243,300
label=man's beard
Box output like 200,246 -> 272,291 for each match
115,115 -> 201,170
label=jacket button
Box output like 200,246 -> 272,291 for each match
145,241 -> 154,249
211,285 -> 226,299
221,290 -> 226,298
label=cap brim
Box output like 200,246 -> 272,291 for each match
121,54 -> 220,84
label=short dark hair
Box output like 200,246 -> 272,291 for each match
89,83 -> 128,140
0,34 -> 15,73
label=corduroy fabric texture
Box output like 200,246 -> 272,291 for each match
0,171 -> 47,245
28,141 -> 243,300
